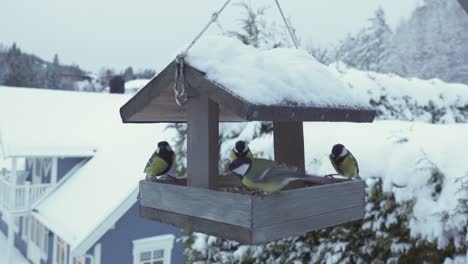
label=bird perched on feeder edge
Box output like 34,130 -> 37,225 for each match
144,141 -> 176,180
228,140 -> 313,193
329,144 -> 361,179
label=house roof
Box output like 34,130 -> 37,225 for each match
0,87 -> 97,158
120,36 -> 376,123
0,87 -> 168,255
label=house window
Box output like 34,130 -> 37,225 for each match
56,237 -> 68,264
73,256 -> 86,264
139,249 -> 164,264
33,218 -> 48,254
133,234 -> 175,264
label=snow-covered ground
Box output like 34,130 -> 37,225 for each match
0,231 -> 29,264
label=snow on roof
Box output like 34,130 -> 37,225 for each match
0,87 -> 170,253
229,120 -> 468,248
186,36 -> 371,109
125,79 -> 151,93
0,87 -> 98,158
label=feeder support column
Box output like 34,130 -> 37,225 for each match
273,121 -> 305,173
187,95 -> 219,189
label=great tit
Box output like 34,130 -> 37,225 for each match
230,140 -> 253,161
329,144 -> 360,179
144,141 -> 176,179
228,141 -> 314,193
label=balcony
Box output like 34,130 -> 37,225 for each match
0,171 -> 51,213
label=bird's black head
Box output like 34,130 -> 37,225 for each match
234,140 -> 249,157
157,141 -> 174,164
331,144 -> 345,158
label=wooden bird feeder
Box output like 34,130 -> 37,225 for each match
120,60 -> 375,244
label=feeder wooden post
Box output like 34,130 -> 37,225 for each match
187,95 -> 219,189
273,122 -> 305,173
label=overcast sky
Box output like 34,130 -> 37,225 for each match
1,0 -> 421,73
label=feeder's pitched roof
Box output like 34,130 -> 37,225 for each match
120,36 -> 376,123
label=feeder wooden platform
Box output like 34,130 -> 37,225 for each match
120,58 -> 375,244
139,176 -> 365,244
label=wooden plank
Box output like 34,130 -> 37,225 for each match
139,181 -> 252,228
186,95 -> 219,189
247,105 -> 376,122
273,122 -> 305,173
120,61 -> 176,123
140,206 -> 253,244
251,205 -> 365,244
252,180 -> 365,228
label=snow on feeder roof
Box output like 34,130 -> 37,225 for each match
120,36 -> 375,123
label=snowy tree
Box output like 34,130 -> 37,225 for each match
123,66 -> 135,81
307,45 -> 333,65
339,8 -> 392,71
227,1 -> 297,49
4,43 -> 36,87
382,0 -> 468,84
45,54 -> 62,89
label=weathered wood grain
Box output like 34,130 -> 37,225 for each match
187,96 -> 219,189
252,205 -> 365,243
139,181 -> 252,227
140,206 -> 253,243
140,204 -> 365,245
120,61 -> 175,123
273,122 -> 305,173
252,180 -> 365,228
139,180 -> 366,244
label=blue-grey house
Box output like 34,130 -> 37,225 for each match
0,87 -> 183,264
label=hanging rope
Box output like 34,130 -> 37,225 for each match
173,0 -> 232,106
273,0 -> 300,49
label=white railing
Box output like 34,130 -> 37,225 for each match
0,175 -> 10,211
0,175 -> 51,213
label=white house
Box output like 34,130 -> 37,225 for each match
0,87 -> 183,264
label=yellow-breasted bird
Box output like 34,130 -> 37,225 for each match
144,141 -> 176,179
230,140 -> 253,161
228,140 -> 314,193
329,144 -> 360,179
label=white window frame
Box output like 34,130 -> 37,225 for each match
26,216 -> 49,260
132,234 -> 175,264
22,215 -> 29,241
55,236 -> 68,264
